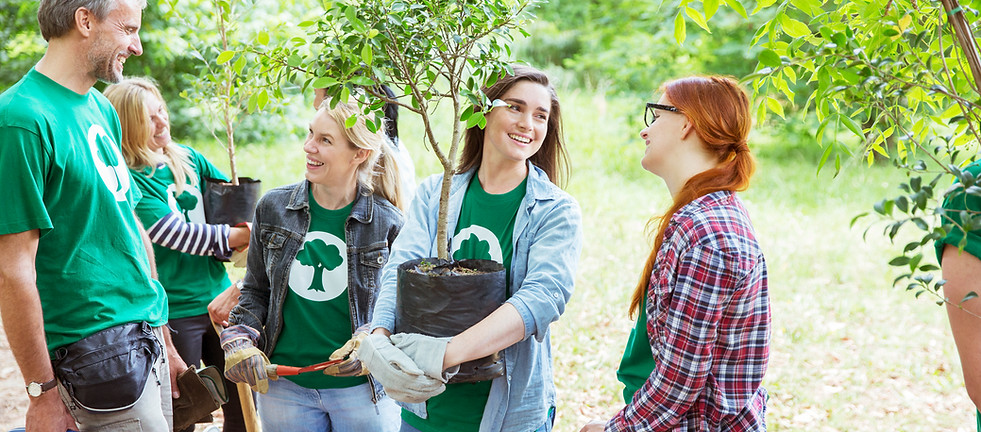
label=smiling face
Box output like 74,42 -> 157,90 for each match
87,0 -> 143,83
303,109 -> 363,188
145,93 -> 170,152
639,95 -> 687,176
481,80 -> 551,167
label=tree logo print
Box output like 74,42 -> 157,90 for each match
288,231 -> 347,301
166,182 -> 206,223
87,125 -> 130,201
451,225 -> 503,263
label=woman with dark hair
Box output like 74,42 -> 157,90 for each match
581,76 -> 770,432
362,64 -> 583,432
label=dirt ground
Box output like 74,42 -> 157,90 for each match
0,327 -> 225,431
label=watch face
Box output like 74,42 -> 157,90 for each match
27,382 -> 41,397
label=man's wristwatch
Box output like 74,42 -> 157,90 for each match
26,378 -> 57,397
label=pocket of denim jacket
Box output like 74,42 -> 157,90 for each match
358,241 -> 389,269
260,228 -> 287,249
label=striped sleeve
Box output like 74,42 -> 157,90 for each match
147,212 -> 233,259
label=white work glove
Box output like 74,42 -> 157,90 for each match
389,333 -> 458,382
358,333 -> 446,403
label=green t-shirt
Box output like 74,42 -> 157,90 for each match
131,145 -> 231,319
0,68 -> 167,355
935,162 -> 981,264
269,192 -> 366,389
403,173 -> 526,432
617,295 -> 655,403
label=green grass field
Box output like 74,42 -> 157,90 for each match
196,88 -> 975,431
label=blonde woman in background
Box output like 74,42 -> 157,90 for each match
104,77 -> 249,432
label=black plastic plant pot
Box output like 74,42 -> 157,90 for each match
395,257 -> 506,383
202,176 -> 261,226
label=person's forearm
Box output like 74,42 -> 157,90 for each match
0,230 -> 55,387
942,245 -> 981,409
443,303 -> 524,370
228,226 -> 250,249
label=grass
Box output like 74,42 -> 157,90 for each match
194,88 -> 974,431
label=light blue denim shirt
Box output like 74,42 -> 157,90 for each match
371,162 -> 583,432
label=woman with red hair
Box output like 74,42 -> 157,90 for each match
582,76 -> 770,431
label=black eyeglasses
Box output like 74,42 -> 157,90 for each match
645,102 -> 679,126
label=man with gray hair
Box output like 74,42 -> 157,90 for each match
0,0 -> 186,430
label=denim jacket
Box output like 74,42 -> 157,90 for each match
230,180 -> 403,401
371,162 -> 583,432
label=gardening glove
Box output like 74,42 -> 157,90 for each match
323,330 -> 369,377
358,333 -> 446,403
390,333 -> 458,382
220,324 -> 270,393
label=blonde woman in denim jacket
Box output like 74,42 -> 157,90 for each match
363,65 -> 584,432
220,99 -> 405,432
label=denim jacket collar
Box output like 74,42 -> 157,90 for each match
286,180 -> 375,224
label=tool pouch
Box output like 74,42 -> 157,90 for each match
52,321 -> 161,412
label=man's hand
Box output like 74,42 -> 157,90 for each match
208,282 -> 241,326
357,333 -> 445,403
162,326 -> 187,399
26,389 -> 77,431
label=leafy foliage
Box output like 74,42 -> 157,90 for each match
696,0 -> 981,307
520,0 -> 769,94
254,0 -> 537,259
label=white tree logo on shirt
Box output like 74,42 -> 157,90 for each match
167,185 -> 206,223
287,231 -> 348,302
87,125 -> 130,201
451,225 -> 503,263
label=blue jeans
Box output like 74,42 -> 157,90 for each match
256,378 -> 399,432
398,406 -> 555,432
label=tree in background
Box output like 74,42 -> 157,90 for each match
715,0 -> 980,306
254,0 -> 536,259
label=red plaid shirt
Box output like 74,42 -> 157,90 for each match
608,191 -> 770,431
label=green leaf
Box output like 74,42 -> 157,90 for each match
759,49 -> 782,67
961,291 -> 979,303
889,256 -> 910,266
216,50 -> 235,64
257,30 -> 269,46
361,44 -> 373,66
765,96 -> 785,118
839,114 -> 865,139
780,15 -> 811,38
723,0 -> 747,18
704,0 -> 720,20
345,114 -> 357,128
684,7 -> 712,33
312,77 -> 338,88
674,12 -> 687,44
